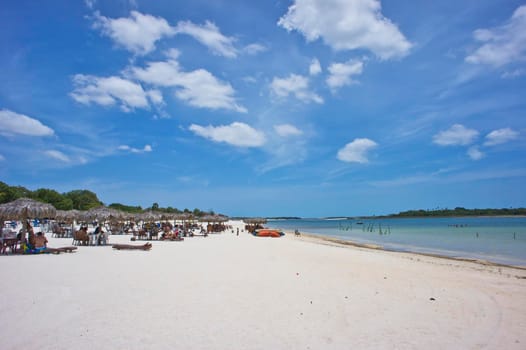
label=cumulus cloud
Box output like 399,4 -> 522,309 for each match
0,109 -> 54,137
337,138 -> 378,163
189,122 -> 266,147
70,74 -> 161,112
44,150 -> 70,162
484,128 -> 519,146
270,74 -> 323,104
274,124 -> 303,137
118,144 -> 153,153
467,146 -> 484,160
278,0 -> 412,60
130,55 -> 247,113
326,59 -> 364,91
433,124 -> 479,146
309,58 -> 322,75
92,11 -> 174,55
466,5 -> 526,67
174,20 -> 237,58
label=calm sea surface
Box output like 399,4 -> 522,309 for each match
266,217 -> 526,266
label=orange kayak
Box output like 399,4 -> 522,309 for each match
253,229 -> 285,238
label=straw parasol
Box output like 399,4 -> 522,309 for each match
199,215 -> 229,223
84,206 -> 124,222
243,218 -> 267,225
55,209 -> 82,223
137,211 -> 162,222
0,197 -> 57,242
243,217 -> 267,233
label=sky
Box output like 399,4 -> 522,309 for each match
0,0 -> 525,217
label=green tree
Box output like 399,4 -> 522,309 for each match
33,188 -> 73,210
64,190 -> 102,210
0,181 -> 15,203
109,203 -> 143,213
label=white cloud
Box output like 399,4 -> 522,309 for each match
501,68 -> 526,79
44,150 -> 70,162
0,109 -> 54,137
466,5 -> 526,67
484,128 -> 519,146
146,89 -> 164,106
274,124 -> 303,137
270,74 -> 323,104
243,43 -> 268,55
309,58 -> 322,75
433,124 -> 479,146
130,57 -> 247,112
337,138 -> 378,163
85,0 -> 96,9
278,0 -> 412,60
70,74 -> 160,111
118,144 -> 153,153
467,146 -> 484,160
326,59 -> 364,91
92,11 -> 174,55
242,76 -> 257,84
174,20 -> 237,58
189,122 -> 266,147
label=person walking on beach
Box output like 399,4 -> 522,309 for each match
236,227 -> 239,236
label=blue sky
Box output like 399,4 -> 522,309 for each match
1,0 -> 525,217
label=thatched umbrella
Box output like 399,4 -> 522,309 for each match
55,209 -> 82,223
243,218 -> 267,233
0,198 -> 56,242
84,206 -> 124,222
199,215 -> 229,223
200,215 -> 229,233
138,211 -> 162,222
55,209 -> 84,236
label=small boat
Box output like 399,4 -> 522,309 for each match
356,222 -> 364,225
253,229 -> 285,238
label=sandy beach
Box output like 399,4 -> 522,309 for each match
1,220 -> 525,350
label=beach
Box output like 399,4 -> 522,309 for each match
1,220 -> 525,349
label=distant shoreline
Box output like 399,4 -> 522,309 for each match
267,215 -> 526,220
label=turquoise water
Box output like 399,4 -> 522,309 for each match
266,217 -> 526,266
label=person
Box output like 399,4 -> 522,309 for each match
93,224 -> 105,245
236,227 -> 239,236
34,232 -> 48,252
25,220 -> 35,247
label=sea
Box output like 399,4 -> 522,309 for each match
266,217 -> 526,267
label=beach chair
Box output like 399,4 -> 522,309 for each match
1,238 -> 19,254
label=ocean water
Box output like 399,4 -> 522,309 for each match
266,217 -> 526,266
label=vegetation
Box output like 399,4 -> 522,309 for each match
386,207 -> 526,218
0,181 -> 218,217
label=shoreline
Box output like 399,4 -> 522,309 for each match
282,229 -> 526,271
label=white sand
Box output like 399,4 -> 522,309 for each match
1,220 -> 525,350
